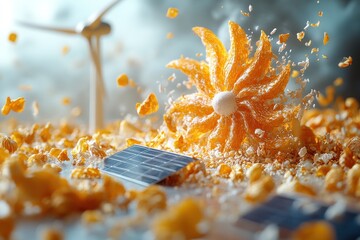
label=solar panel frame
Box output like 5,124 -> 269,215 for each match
102,145 -> 195,186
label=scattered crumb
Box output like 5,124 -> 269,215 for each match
166,8 -> 179,19
117,74 -> 129,87
338,56 -> 353,68
333,77 -> 343,87
297,31 -> 305,42
166,32 -> 174,39
61,97 -> 71,106
323,32 -> 329,46
240,10 -> 250,17
278,33 -> 290,44
136,93 -> 159,116
8,32 -> 17,43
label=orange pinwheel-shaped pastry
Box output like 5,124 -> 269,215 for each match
164,21 -> 292,151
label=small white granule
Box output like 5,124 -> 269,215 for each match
246,146 -> 255,156
325,198 -> 347,221
249,4 -> 253,12
298,147 -> 307,158
319,153 -> 333,164
270,28 -> 277,35
255,129 -> 265,138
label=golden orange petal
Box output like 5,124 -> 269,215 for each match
186,112 -> 219,141
237,100 -> 285,131
207,116 -> 231,150
233,31 -> 272,95
164,93 -> 213,132
193,27 -> 227,91
167,58 -> 215,96
260,64 -> 291,100
237,64 -> 290,100
227,112 -> 246,150
224,21 -> 249,90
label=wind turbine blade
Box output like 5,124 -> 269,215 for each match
87,0 -> 122,28
16,20 -> 77,35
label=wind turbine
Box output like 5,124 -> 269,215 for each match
17,0 -> 122,133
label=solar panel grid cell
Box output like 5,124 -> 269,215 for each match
102,145 -> 195,186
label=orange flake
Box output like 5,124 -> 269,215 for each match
323,32 -> 329,45
310,20 -> 320,27
333,77 -> 343,87
291,70 -> 300,78
318,11 -> 323,17
311,48 -> 319,54
62,97 -> 71,106
116,74 -> 129,87
136,93 -> 159,116
297,31 -> 305,42
1,97 -> 25,115
166,32 -> 174,39
166,8 -> 179,19
338,56 -> 352,68
8,32 -> 17,43
279,33 -> 290,44
167,73 -> 176,82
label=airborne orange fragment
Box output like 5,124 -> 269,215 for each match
136,93 -> 159,116
1,97 -> 25,115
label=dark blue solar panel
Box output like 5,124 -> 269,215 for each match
102,145 -> 195,186
240,195 -> 360,240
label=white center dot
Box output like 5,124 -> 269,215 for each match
211,91 -> 237,116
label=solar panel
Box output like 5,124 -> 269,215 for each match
237,195 -> 360,239
102,145 -> 195,186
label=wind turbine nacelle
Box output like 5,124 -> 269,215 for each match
76,22 -> 112,38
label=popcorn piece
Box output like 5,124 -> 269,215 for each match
137,186 -> 167,214
278,33 -> 290,44
103,175 -> 126,202
1,97 -> 25,115
245,175 -> 275,203
323,32 -> 329,46
246,163 -> 263,183
166,8 -> 179,19
116,74 -> 129,87
136,93 -> 159,117
297,31 -> 305,42
8,32 -> 17,43
126,138 -> 142,147
338,56 -> 352,68
71,167 -> 101,179
325,168 -> 344,192
292,221 -> 335,240
152,198 -> 205,240
311,48 -> 319,54
216,163 -> 232,178
347,164 -> 360,196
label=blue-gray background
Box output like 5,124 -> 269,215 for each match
0,0 -> 359,126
